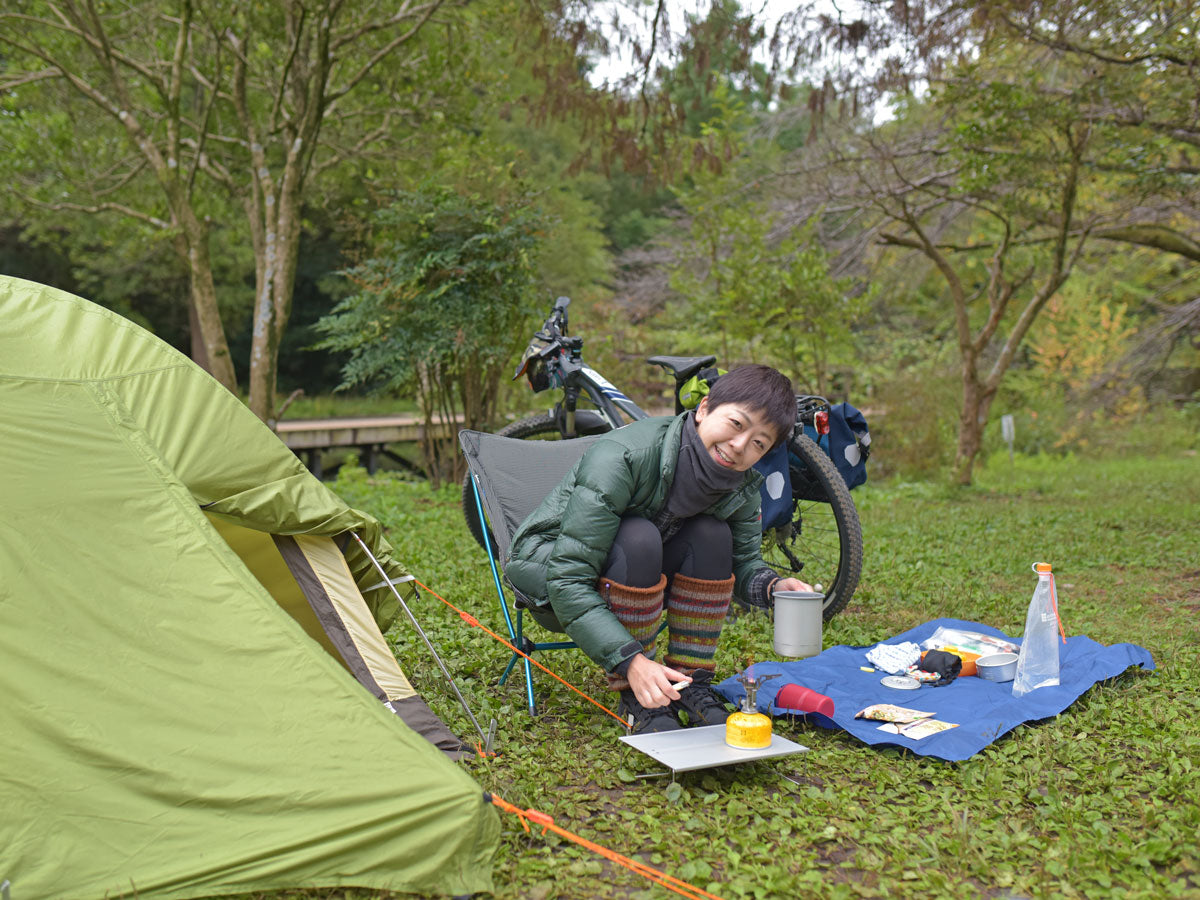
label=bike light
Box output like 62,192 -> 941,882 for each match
815,409 -> 830,436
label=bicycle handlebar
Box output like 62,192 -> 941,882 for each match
541,296 -> 570,338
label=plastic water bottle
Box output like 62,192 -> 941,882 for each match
1012,562 -> 1064,697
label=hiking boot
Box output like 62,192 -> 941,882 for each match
671,670 -> 734,727
618,690 -> 684,734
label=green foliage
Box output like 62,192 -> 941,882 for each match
801,7 -> 1200,483
253,449 -> 1200,900
668,97 -> 865,389
316,166 -> 547,480
0,0 -> 492,408
869,364 -> 962,480
318,172 -> 544,394
656,0 -> 776,137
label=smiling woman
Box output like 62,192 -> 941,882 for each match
693,363 -> 798,469
695,397 -> 778,468
503,364 -> 816,734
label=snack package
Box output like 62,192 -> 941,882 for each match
877,719 -> 960,740
854,704 -> 935,724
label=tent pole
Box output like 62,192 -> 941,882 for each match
350,532 -> 491,750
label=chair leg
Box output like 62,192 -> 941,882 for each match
473,472 -> 540,714
518,609 -> 537,716
499,609 -> 523,686
497,608 -> 539,716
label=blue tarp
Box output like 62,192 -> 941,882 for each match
715,618 -> 1155,761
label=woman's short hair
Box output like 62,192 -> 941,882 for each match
706,365 -> 795,448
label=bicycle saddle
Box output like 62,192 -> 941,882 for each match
646,355 -> 718,381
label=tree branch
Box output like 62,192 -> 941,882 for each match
638,0 -> 665,139
20,193 -> 170,230
331,1 -> 423,51
0,9 -> 161,93
166,0 -> 192,167
0,66 -> 63,90
312,115 -> 397,176
0,29 -> 121,117
270,3 -> 306,132
1001,12 -> 1197,70
186,42 -> 222,196
179,139 -> 236,191
326,0 -> 446,103
1093,224 -> 1200,263
93,158 -> 150,197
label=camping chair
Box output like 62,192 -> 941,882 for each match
459,429 -> 604,715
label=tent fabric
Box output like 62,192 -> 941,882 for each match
716,618 -> 1155,762
273,532 -> 418,702
0,276 -> 497,899
269,532 -> 466,755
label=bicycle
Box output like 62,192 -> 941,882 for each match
461,296 -> 864,620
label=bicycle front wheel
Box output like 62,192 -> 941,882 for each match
760,433 -> 863,620
460,413 -> 577,558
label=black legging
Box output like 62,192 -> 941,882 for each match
600,515 -> 732,588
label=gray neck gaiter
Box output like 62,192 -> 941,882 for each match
665,412 -> 745,520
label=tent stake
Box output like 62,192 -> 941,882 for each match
351,532 -> 491,751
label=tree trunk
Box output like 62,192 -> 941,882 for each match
414,360 -> 442,488
180,214 -> 238,392
245,243 -> 285,421
246,171 -> 306,420
954,377 -> 985,486
954,369 -> 998,485
187,296 -> 208,371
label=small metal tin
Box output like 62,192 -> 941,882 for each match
976,652 -> 1019,682
881,675 -> 921,690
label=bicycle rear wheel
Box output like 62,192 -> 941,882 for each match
461,413 -> 582,558
760,433 -> 863,620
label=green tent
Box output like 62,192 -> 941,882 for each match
0,276 -> 498,899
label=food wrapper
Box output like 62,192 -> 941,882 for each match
877,719 -> 960,740
854,704 -> 936,724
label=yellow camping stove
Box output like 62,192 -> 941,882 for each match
725,671 -> 780,749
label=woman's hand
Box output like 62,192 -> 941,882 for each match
774,577 -> 815,593
625,653 -> 692,708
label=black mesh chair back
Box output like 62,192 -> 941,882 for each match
459,429 -> 603,564
458,429 -> 605,714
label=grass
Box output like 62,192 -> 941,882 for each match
265,450 -> 1199,900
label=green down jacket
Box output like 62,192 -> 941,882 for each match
505,414 -> 766,671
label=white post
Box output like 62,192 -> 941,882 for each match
1001,414 -> 1015,464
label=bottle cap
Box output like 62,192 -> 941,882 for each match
1034,562 -> 1052,574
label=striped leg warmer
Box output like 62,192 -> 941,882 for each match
601,573 -> 667,659
664,572 -> 734,674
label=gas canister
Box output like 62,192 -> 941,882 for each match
725,670 -> 780,749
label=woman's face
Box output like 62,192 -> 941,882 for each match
693,397 -> 779,472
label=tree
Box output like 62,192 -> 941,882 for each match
798,0 -> 1200,261
765,0 -> 1200,481
660,95 -> 864,390
669,164 -> 863,389
0,0 -> 463,418
315,170 -> 547,485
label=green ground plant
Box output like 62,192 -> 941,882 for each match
268,448 -> 1200,900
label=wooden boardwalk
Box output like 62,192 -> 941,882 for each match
275,414 -> 459,476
